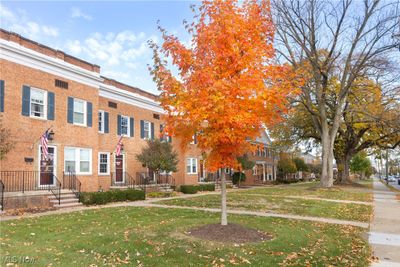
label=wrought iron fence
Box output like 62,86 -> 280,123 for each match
63,171 -> 81,200
0,180 -> 4,211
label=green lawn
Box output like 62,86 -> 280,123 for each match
0,207 -> 370,266
158,192 -> 372,222
239,181 -> 373,202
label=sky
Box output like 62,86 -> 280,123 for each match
0,0 -> 196,94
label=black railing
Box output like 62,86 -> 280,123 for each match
63,171 -> 81,200
50,175 -> 61,205
0,171 -> 61,192
0,180 -> 4,211
111,172 -> 136,188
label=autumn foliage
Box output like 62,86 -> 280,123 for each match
150,0 -> 301,171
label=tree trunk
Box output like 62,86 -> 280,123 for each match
336,154 -> 351,184
320,132 -> 334,187
220,169 -> 228,226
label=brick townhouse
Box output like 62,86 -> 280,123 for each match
0,29 -> 277,209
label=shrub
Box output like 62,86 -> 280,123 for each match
146,191 -> 177,198
80,189 -> 145,205
198,184 -> 215,191
180,185 -> 199,194
232,172 -> 246,185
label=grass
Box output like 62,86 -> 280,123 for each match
0,207 -> 370,266
158,192 -> 373,222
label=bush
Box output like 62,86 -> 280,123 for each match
276,178 -> 299,184
198,184 -> 215,191
180,185 -> 199,194
232,172 -> 246,185
146,191 -> 177,198
80,189 -> 145,205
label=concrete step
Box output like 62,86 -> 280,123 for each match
48,193 -> 77,199
50,198 -> 79,204
52,202 -> 83,208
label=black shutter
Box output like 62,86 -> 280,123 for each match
194,133 -> 198,144
130,117 -> 134,137
151,122 -> 155,140
67,97 -> 74,123
0,80 -> 4,112
117,115 -> 122,135
160,124 -> 164,141
47,92 -> 55,120
87,102 -> 92,127
22,85 -> 31,116
104,112 -> 109,133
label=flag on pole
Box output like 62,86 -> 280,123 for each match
116,135 -> 123,156
40,130 -> 49,160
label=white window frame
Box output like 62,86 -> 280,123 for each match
98,110 -> 105,133
143,120 -> 151,139
30,87 -> 47,119
120,115 -> 130,136
64,147 -> 92,175
98,152 -> 110,175
73,98 -> 87,126
186,158 -> 198,175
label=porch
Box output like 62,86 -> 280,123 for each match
0,171 -> 82,211
110,172 -> 174,192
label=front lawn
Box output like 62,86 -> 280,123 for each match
0,207 -> 370,266
158,192 -> 373,222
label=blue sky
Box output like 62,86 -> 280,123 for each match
0,1 -> 196,94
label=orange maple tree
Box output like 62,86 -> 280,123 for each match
150,0 -> 301,225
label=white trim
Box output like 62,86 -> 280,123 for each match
38,145 -> 57,186
186,158 -> 198,175
120,115 -> 130,137
100,84 -> 164,113
64,147 -> 92,175
30,87 -> 48,120
72,98 -> 87,127
98,152 -> 110,176
0,39 -> 102,88
142,120 -> 151,140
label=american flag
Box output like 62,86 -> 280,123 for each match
116,135 -> 123,156
40,130 -> 49,160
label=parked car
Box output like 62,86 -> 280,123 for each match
387,176 -> 396,182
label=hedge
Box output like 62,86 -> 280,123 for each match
180,184 -> 215,194
198,183 -> 215,191
180,185 -> 199,194
80,189 -> 145,205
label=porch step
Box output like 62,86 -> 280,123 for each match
52,202 -> 83,208
48,193 -> 77,199
50,198 -> 79,204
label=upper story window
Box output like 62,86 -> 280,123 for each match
143,121 -> 151,139
121,115 -> 129,136
30,88 -> 47,118
73,98 -> 86,125
98,110 -> 104,133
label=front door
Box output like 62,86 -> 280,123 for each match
39,146 -> 56,186
115,155 -> 124,183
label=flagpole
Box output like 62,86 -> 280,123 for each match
30,125 -> 53,149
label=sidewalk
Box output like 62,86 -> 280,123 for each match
369,178 -> 400,267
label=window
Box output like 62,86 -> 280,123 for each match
64,147 -> 92,175
98,152 -> 110,175
121,115 -> 129,136
253,166 -> 258,175
98,110 -> 104,133
186,158 -> 197,174
190,135 -> 196,144
30,88 -> 47,118
73,98 -> 86,125
143,120 -> 151,139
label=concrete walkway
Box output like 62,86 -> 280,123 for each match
369,178 -> 400,267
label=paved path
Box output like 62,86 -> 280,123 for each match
369,178 -> 400,267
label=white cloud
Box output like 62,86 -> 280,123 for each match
0,4 -> 59,38
70,7 -> 92,21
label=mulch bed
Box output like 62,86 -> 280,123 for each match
187,223 -> 273,243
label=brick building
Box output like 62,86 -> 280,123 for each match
0,29 -> 277,209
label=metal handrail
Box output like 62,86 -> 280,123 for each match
62,171 -> 81,200
49,174 -> 61,205
0,171 -> 61,192
0,180 -> 4,211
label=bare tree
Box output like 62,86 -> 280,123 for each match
273,0 -> 400,187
